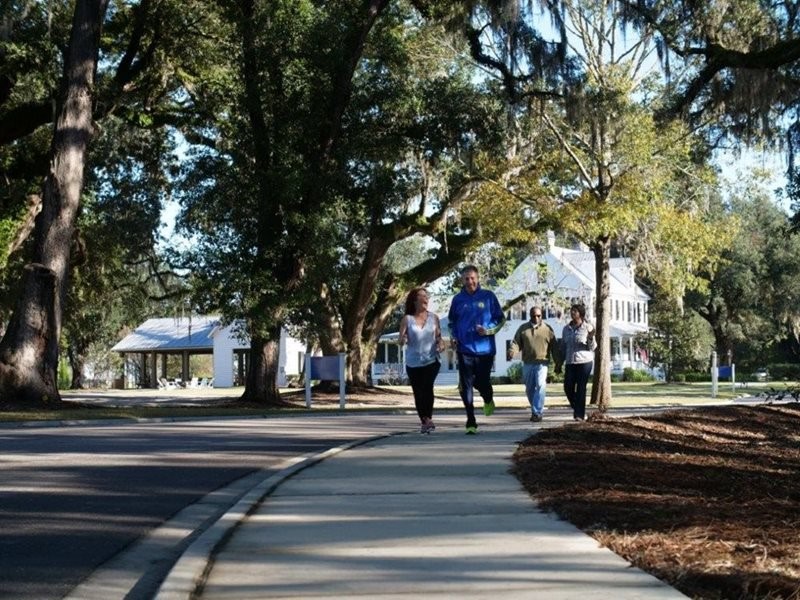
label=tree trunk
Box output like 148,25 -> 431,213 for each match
0,0 -> 108,407
590,237 -> 612,412
240,328 -> 283,405
349,338 -> 378,388
0,265 -> 61,405
67,345 -> 86,389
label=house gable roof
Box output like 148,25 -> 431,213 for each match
494,245 -> 649,305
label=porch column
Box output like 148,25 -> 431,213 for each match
628,337 -> 634,367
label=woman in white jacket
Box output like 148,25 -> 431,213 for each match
557,304 -> 597,421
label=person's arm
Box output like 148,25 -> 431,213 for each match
554,327 -> 566,373
447,298 -> 458,349
508,325 -> 523,360
434,314 -> 444,352
480,292 -> 506,335
398,316 -> 408,346
587,323 -> 598,351
546,326 -> 557,362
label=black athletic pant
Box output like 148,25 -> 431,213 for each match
406,360 -> 440,421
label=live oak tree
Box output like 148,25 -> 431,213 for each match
618,0 -> 800,225
63,115 -> 185,389
0,0 -> 111,405
449,0 -> 728,410
173,0 -> 402,404
301,16 -> 535,387
0,0 -> 205,405
687,174 -> 800,363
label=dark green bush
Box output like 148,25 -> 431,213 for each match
622,368 -> 656,382
683,372 -> 711,382
505,362 -> 523,384
768,363 -> 800,381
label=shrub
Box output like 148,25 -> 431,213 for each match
505,362 -> 523,384
622,368 -> 656,382
769,363 -> 800,381
671,374 -> 686,383
683,371 -> 711,383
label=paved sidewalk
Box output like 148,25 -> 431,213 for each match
158,422 -> 688,600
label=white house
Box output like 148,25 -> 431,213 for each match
372,235 -> 654,384
209,321 -> 306,388
112,316 -> 306,388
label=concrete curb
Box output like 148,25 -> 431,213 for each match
154,432 -> 398,600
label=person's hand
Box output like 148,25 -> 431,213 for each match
506,352 -> 513,361
554,365 -> 562,375
436,339 -> 445,352
450,339 -> 458,350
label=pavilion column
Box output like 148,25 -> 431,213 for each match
182,351 -> 189,381
150,352 -> 157,388
140,353 -> 147,388
161,354 -> 167,378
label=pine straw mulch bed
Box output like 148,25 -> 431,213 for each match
512,403 -> 800,600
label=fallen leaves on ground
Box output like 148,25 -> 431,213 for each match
512,403 -> 800,600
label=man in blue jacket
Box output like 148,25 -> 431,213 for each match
448,265 -> 505,434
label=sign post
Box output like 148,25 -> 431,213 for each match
304,353 -> 347,408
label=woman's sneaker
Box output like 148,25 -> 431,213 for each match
427,419 -> 436,432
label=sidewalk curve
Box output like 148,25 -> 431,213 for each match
157,423 -> 688,600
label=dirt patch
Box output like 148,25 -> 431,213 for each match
278,385 -> 416,408
512,403 -> 800,599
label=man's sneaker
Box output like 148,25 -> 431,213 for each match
420,421 -> 430,434
427,419 -> 436,432
483,401 -> 495,416
530,413 -> 542,422
465,425 -> 478,435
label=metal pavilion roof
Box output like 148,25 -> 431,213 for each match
111,316 -> 219,353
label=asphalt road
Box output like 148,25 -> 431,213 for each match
0,414 -> 416,600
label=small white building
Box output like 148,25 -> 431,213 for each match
372,236 -> 654,384
209,321 -> 306,388
112,316 -> 306,388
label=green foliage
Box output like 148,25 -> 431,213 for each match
622,368 -> 656,383
505,361 -> 523,384
681,372 -> 712,383
57,359 -> 71,390
687,174 -> 800,362
767,363 -> 800,381
640,296 -> 714,382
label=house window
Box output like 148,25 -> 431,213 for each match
387,344 -> 399,363
627,302 -> 632,322
615,300 -> 619,321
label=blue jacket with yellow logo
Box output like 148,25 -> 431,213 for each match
448,286 -> 505,356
